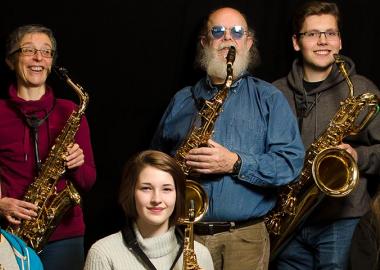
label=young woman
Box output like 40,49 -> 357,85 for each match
84,150 -> 213,270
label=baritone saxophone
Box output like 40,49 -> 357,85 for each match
265,54 -> 379,260
7,66 -> 89,252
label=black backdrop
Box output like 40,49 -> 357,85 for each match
1,0 -> 379,251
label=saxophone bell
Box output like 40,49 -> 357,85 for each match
182,180 -> 208,223
312,147 -> 359,197
179,180 -> 208,270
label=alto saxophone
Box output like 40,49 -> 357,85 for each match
7,66 -> 89,252
265,54 -> 379,260
177,46 -> 236,269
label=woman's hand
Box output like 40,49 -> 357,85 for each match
0,197 -> 38,225
65,143 -> 85,169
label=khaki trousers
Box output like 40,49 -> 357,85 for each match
195,221 -> 270,270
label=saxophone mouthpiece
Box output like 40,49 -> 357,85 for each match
333,53 -> 343,64
53,65 -> 69,80
226,46 -> 236,67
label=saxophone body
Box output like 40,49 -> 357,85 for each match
265,54 -> 379,259
8,67 -> 89,252
178,46 -> 236,270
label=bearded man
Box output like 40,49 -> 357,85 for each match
151,7 -> 305,270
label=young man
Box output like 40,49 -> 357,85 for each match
151,7 -> 305,270
272,1 -> 380,269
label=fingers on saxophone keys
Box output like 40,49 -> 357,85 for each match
18,208 -> 37,220
6,210 -> 22,224
20,200 -> 38,212
27,208 -> 38,218
7,214 -> 21,224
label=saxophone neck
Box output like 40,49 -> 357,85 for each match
333,54 -> 354,97
66,78 -> 89,115
53,66 -> 89,115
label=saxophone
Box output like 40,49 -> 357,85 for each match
265,54 -> 379,260
7,66 -> 89,252
177,46 -> 236,269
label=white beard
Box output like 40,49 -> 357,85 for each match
201,43 -> 250,81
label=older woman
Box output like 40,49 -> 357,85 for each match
0,24 -> 96,270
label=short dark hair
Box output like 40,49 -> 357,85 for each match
118,150 -> 185,227
292,1 -> 340,36
5,24 -> 57,64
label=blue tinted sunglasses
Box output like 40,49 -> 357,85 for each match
210,25 -> 246,40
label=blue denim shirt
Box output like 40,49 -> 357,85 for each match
151,74 -> 304,221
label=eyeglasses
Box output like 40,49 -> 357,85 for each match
210,25 -> 247,40
298,30 -> 340,41
12,47 -> 55,58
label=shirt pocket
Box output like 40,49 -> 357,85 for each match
222,115 -> 266,154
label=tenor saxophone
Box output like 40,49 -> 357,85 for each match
7,66 -> 89,252
265,54 -> 379,260
177,46 -> 236,269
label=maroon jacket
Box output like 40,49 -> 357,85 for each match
0,84 -> 96,241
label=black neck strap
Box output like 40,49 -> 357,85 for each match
24,99 -> 56,171
121,223 -> 184,270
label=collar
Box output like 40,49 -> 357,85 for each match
132,223 -> 179,258
121,220 -> 184,270
8,84 -> 55,116
194,71 -> 249,102
205,71 -> 248,91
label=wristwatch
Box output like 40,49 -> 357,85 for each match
232,154 -> 242,175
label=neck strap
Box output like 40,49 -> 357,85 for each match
24,99 -> 56,171
121,223 -> 184,270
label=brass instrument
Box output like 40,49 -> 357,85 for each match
175,46 -> 236,175
177,46 -> 236,269
7,66 -> 89,252
180,187 -> 208,270
265,54 -> 379,260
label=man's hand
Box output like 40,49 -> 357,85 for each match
0,197 -> 38,225
337,143 -> 358,162
185,139 -> 239,174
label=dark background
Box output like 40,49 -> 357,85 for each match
1,0 -> 379,251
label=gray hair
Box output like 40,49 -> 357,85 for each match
5,24 -> 57,63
